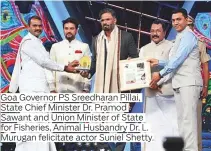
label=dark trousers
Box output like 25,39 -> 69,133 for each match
96,89 -> 141,151
64,143 -> 78,151
96,98 -> 137,151
56,142 -> 78,151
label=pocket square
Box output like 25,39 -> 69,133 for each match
75,50 -> 82,53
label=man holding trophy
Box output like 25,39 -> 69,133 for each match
49,17 -> 91,93
48,17 -> 92,151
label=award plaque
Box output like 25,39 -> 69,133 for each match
119,58 -> 151,91
76,56 -> 91,71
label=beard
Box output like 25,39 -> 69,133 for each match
103,25 -> 110,31
102,24 -> 115,31
65,33 -> 75,41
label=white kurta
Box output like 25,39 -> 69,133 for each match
9,32 -> 63,151
15,142 -> 57,151
139,40 -> 179,151
49,39 -> 91,93
9,32 -> 64,93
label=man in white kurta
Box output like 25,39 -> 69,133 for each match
139,20 -> 178,151
50,18 -> 91,93
9,16 -> 79,151
49,17 -> 91,151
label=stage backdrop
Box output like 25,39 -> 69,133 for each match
0,0 -> 57,93
194,12 -> 211,132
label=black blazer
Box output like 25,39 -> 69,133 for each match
89,30 -> 139,77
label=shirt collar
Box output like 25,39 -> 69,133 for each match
177,26 -> 191,36
102,32 -> 108,41
175,26 -> 193,41
28,32 -> 42,43
64,39 -> 77,45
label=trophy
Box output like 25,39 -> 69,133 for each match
76,56 -> 91,71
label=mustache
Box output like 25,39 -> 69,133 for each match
152,35 -> 159,38
35,30 -> 41,32
66,32 -> 73,35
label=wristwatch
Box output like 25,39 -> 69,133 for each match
159,72 -> 163,78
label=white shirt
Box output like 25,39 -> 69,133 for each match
139,39 -> 174,96
140,40 -> 175,86
9,32 -> 64,93
102,34 -> 110,52
50,39 -> 91,93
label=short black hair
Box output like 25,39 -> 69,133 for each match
28,16 -> 41,26
172,8 -> 188,18
152,20 -> 167,31
99,8 -> 116,19
62,17 -> 79,29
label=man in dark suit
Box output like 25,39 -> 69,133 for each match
81,8 -> 140,151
